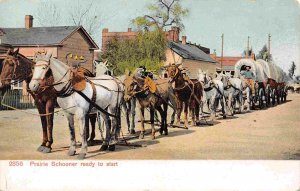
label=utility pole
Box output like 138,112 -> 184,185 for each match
247,36 -> 250,58
221,33 -> 224,73
268,33 -> 271,60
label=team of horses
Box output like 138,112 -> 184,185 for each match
0,49 -> 289,159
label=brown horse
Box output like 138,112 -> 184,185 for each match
123,68 -> 176,140
166,64 -> 202,128
0,49 -> 56,153
0,49 -> 97,152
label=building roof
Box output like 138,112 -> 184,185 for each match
168,41 -> 216,63
215,56 -> 243,66
0,26 -> 98,49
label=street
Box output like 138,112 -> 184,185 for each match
0,94 -> 299,160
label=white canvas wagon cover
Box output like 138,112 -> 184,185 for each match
234,59 -> 266,82
256,59 -> 285,83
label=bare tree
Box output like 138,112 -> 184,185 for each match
36,1 -> 61,26
36,0 -> 102,39
68,0 -> 101,38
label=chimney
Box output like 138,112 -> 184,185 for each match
102,28 -> 109,33
171,26 -> 180,42
128,28 -> 132,32
182,36 -> 187,45
25,15 -> 33,29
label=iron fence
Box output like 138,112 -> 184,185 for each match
0,89 -> 35,110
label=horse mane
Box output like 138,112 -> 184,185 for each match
77,67 -> 95,77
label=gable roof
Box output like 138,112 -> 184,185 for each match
168,41 -> 216,63
0,26 -> 98,49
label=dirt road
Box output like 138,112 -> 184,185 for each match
0,94 -> 299,160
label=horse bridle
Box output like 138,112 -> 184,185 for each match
32,60 -> 71,88
0,56 -> 29,85
168,66 -> 180,83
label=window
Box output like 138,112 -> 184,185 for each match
11,81 -> 23,90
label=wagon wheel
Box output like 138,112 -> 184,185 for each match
258,88 -> 265,109
276,89 -> 281,104
265,85 -> 270,107
250,92 -> 256,110
272,89 -> 276,106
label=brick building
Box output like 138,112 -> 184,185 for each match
101,26 -> 216,79
0,15 -> 99,73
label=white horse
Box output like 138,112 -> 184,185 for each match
216,72 -> 244,115
29,52 -> 124,159
198,70 -> 227,121
95,60 -> 137,134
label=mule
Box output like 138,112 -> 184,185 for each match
29,52 -> 124,159
166,64 -> 202,127
123,68 -> 176,140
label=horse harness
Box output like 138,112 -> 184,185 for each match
223,79 -> 241,92
169,68 -> 203,105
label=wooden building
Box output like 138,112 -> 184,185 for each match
164,35 -> 217,79
0,15 -> 99,73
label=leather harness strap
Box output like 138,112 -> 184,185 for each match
87,81 -> 97,114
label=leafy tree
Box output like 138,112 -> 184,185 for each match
102,30 -> 167,75
132,0 -> 189,31
103,0 -> 188,75
242,47 -> 253,58
288,61 -> 296,79
256,44 -> 273,61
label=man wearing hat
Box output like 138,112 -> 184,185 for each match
241,66 -> 255,96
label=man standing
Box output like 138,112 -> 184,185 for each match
241,66 -> 255,96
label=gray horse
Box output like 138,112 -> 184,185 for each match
216,72 -> 244,115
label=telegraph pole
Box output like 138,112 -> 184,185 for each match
268,33 -> 271,59
221,33 -> 224,72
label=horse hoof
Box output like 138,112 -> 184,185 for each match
37,145 -> 45,152
78,153 -> 86,160
130,129 -> 136,135
87,141 -> 95,146
139,133 -> 144,139
151,136 -> 155,140
223,115 -> 227,119
42,147 -> 51,153
99,144 -> 108,151
164,130 -> 168,136
159,128 -> 163,135
108,145 -> 115,151
68,149 -> 76,156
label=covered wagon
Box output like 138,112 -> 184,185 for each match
256,59 -> 287,104
234,59 -> 267,109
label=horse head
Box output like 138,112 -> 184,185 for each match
29,51 -> 53,92
165,63 -> 181,82
198,70 -> 209,84
0,48 -> 21,88
123,69 -> 139,101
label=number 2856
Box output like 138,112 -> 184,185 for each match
9,161 -> 23,166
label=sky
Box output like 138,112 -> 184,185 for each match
0,0 -> 299,73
